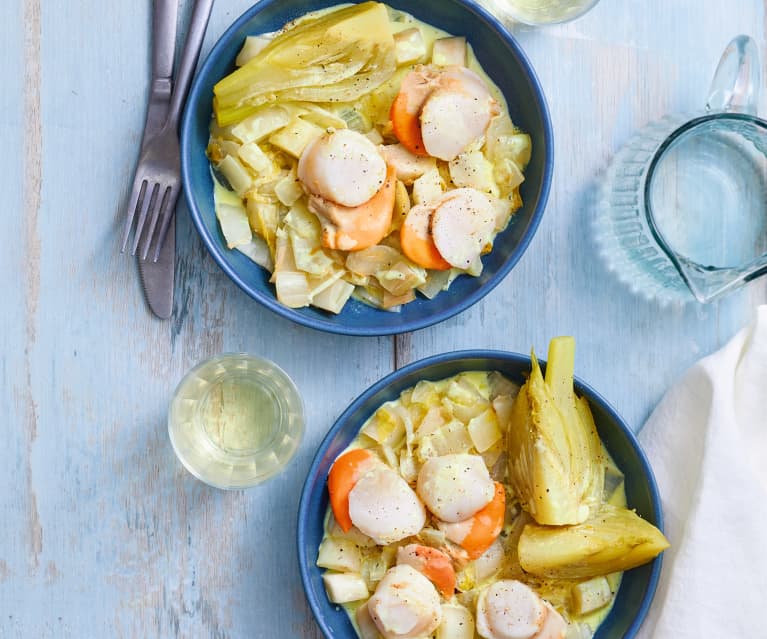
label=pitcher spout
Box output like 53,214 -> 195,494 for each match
706,35 -> 760,115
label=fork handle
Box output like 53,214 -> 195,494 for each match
152,0 -> 179,83
166,0 -> 215,132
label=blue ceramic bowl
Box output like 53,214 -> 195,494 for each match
298,351 -> 664,638
181,0 -> 553,336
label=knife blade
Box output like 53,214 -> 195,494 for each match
137,0 -> 178,320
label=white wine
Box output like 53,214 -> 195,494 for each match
486,0 -> 599,25
168,354 -> 304,489
201,374 -> 279,453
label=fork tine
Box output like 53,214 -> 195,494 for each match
151,185 -> 179,262
120,179 -> 148,253
130,182 -> 160,255
139,184 -> 172,260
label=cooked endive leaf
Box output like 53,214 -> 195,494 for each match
517,503 -> 670,579
236,236 -> 273,272
213,173 -> 252,249
346,245 -> 400,277
312,278 -> 354,314
507,336 -> 604,525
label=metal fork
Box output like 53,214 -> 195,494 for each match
120,0 -> 215,261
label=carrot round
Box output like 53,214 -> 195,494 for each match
390,91 -> 429,157
327,449 -> 377,532
389,68 -> 437,158
400,204 -> 451,270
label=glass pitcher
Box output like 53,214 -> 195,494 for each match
595,35 -> 767,305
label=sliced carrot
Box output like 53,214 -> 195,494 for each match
390,91 -> 428,157
460,482 -> 506,559
327,449 -> 378,532
400,204 -> 451,270
389,69 -> 436,157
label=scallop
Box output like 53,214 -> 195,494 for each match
535,602 -> 567,639
298,129 -> 388,207
416,453 -> 495,523
348,466 -> 426,545
475,580 -> 546,639
419,66 -> 498,161
368,564 -> 443,639
431,188 -> 496,269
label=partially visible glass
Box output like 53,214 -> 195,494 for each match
595,35 -> 767,305
168,353 -> 304,489
483,0 -> 600,25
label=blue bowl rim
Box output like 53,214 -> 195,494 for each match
180,0 -> 555,336
297,349 -> 664,639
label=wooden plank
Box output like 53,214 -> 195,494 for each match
1,2 -> 41,637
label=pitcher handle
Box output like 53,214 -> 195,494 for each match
706,35 -> 760,114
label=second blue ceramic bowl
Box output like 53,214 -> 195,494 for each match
298,351 -> 664,638
181,0 -> 553,335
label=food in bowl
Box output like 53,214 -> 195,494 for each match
315,338 -> 668,639
206,1 -> 531,314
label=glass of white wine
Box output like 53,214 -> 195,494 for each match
485,0 -> 600,25
168,353 -> 304,489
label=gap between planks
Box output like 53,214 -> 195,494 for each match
394,332 -> 412,370
22,0 -> 43,572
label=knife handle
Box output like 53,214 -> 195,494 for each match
166,0 -> 215,131
152,0 -> 179,83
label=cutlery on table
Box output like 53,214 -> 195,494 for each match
135,0 -> 178,320
121,0 -> 215,318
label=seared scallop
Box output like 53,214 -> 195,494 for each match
416,453 -> 495,523
390,65 -> 498,161
348,466 -> 426,545
431,188 -> 496,269
475,580 -> 546,639
298,129 -> 388,207
368,564 -> 443,639
419,67 -> 498,161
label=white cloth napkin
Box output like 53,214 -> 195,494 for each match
637,305 -> 767,638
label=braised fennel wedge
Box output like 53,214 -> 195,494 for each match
507,336 -> 604,526
518,503 -> 671,579
508,336 -> 669,580
213,2 -> 397,126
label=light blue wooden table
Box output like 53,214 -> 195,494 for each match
2,0 -> 765,636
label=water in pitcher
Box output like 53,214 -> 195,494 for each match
648,118 -> 767,269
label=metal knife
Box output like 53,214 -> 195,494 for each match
137,0 -> 178,320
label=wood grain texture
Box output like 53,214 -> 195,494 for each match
2,0 -> 35,623
22,0 -> 43,577
1,0 -> 765,637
